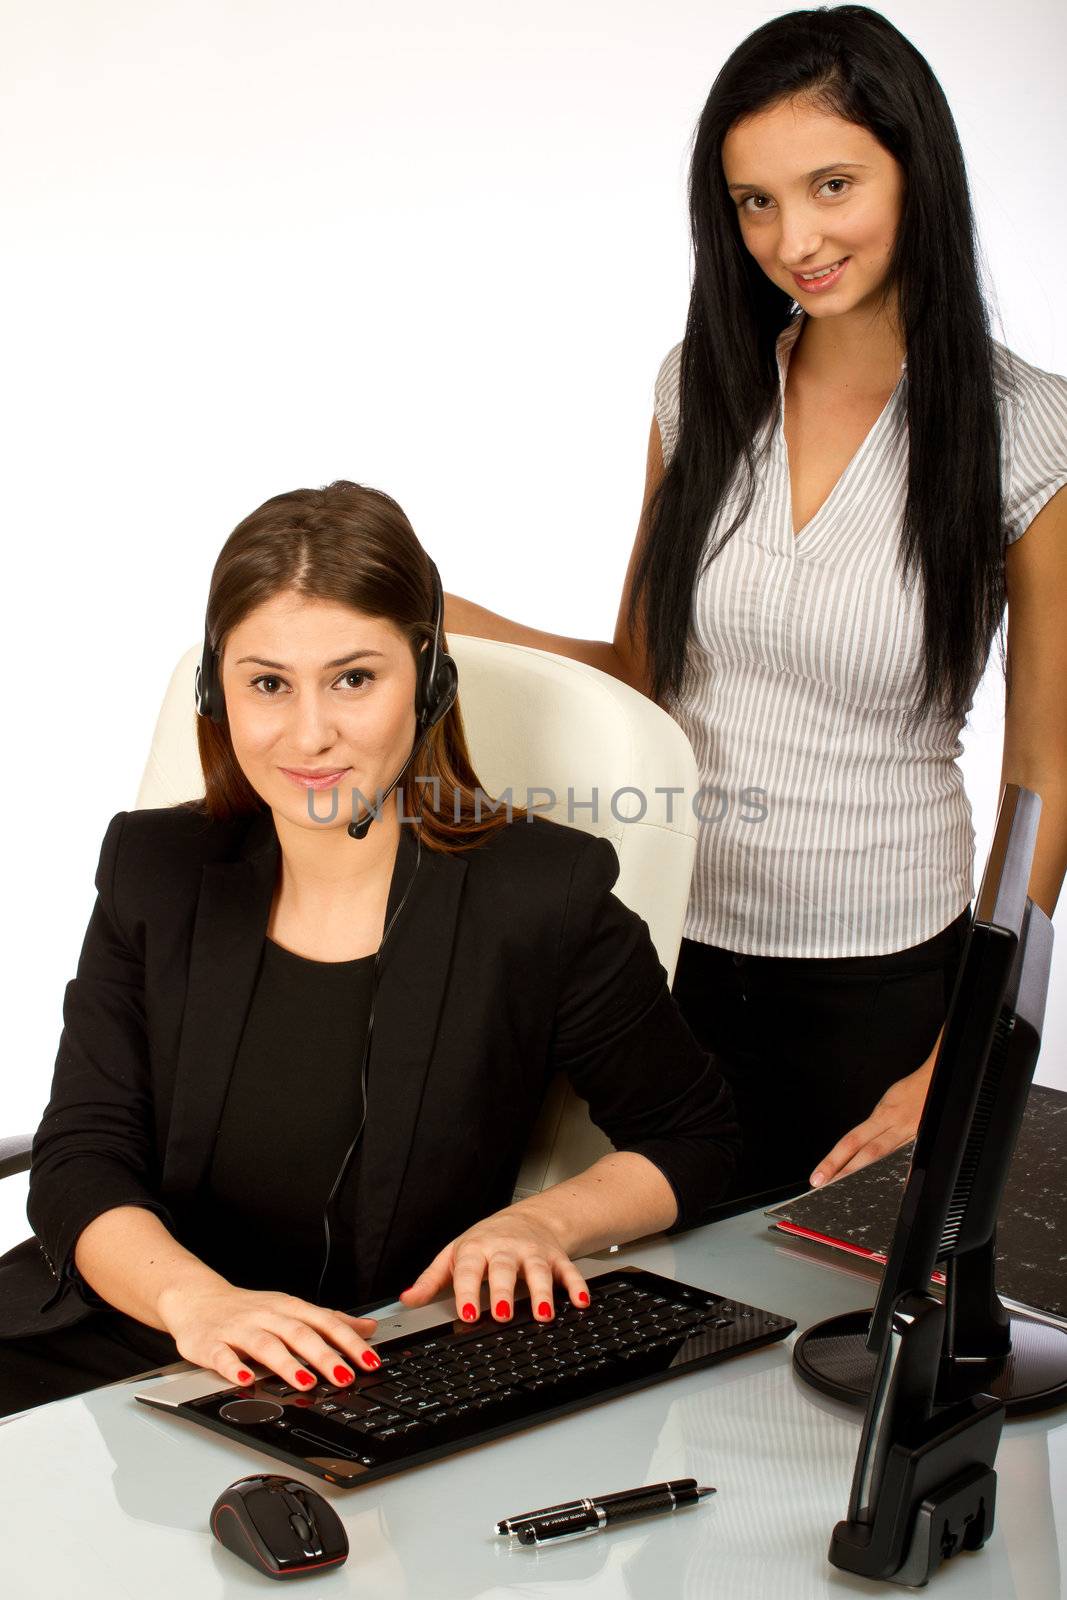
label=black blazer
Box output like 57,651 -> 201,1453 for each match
0,805 -> 738,1339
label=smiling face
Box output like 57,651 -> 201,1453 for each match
722,95 -> 904,323
220,590 -> 419,832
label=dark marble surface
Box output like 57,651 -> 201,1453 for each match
767,1083 -> 1067,1320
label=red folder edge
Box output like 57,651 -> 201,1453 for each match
772,1220 -> 947,1284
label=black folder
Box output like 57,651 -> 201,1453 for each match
765,1083 -> 1067,1322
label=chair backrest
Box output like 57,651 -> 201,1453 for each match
135,636 -> 699,1197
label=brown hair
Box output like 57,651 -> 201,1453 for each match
186,479 -> 520,853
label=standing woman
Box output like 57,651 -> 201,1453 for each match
446,6 -> 1067,1202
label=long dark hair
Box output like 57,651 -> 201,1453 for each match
188,480 -> 520,853
630,5 -> 1011,729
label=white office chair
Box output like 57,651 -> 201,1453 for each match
5,637 -> 697,1205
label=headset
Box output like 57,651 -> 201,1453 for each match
195,557 -> 457,744
193,554 -> 458,1302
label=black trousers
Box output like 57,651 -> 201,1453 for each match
671,906 -> 972,1210
0,1306 -> 182,1420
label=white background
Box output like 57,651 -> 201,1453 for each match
1,0 -> 1064,1253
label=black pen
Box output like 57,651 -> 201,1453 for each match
496,1480 -> 716,1544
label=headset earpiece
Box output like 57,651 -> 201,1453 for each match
415,560 -> 458,733
417,653 -> 458,733
195,633 -> 225,724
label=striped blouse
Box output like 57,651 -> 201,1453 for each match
653,311 -> 1067,957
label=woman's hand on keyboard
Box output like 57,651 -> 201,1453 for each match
156,1282 -> 381,1390
397,1208 -> 590,1324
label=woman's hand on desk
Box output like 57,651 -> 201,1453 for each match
156,1282 -> 381,1391
397,1208 -> 591,1324
809,1040 -> 939,1188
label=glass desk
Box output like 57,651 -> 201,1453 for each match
2,1203 -> 1063,1597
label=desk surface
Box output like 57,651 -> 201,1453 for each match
3,1205 -> 1064,1599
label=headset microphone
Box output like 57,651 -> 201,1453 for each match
346,743 -> 417,840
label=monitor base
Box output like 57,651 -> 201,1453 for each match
793,1307 -> 1067,1417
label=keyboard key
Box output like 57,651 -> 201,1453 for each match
362,1382 -> 412,1407
363,1410 -> 406,1431
339,1393 -> 386,1417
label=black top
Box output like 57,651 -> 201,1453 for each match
2,807 -> 741,1339
201,937 -> 376,1305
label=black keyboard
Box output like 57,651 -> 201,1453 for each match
166,1266 -> 795,1486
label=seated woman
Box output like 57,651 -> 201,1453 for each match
0,479 -> 739,1418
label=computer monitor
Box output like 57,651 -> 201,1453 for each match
793,782 -> 1066,1417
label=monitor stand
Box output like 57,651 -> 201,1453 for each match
792,1238 -> 1067,1417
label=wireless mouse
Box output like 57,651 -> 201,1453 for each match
210,1473 -> 349,1579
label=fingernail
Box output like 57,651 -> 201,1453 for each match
577,1291 -> 590,1306
237,1369 -> 253,1384
537,1301 -> 552,1319
461,1303 -> 478,1322
811,1172 -> 825,1187
295,1369 -> 315,1387
495,1299 -> 512,1320
334,1365 -> 354,1384
361,1351 -> 382,1370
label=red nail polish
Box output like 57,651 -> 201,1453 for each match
237,1369 -> 253,1384
295,1369 -> 315,1387
577,1291 -> 590,1306
362,1351 -> 381,1370
537,1301 -> 552,1319
334,1365 -> 354,1384
461,1303 -> 478,1321
495,1299 -> 512,1320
